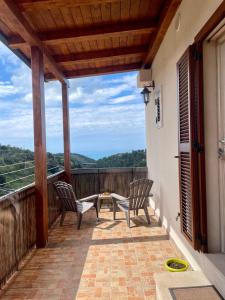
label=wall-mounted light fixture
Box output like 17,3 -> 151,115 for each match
141,81 -> 155,105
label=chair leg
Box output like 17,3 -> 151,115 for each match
77,213 -> 83,230
60,211 -> 66,226
144,207 -> 151,225
95,204 -> 99,220
125,211 -> 130,228
99,199 -> 102,211
136,209 -> 139,216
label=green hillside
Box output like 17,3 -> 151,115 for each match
54,153 -> 96,169
0,145 -> 94,196
0,145 -> 146,196
96,150 -> 146,168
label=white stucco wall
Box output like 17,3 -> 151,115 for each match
145,0 -> 225,296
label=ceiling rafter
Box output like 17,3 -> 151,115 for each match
0,0 -> 67,84
53,45 -> 147,65
45,62 -> 142,80
8,19 -> 158,48
16,0 -> 121,11
0,0 -> 181,79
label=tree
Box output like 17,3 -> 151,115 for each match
0,175 -> 6,184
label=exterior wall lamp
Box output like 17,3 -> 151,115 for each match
141,81 -> 155,105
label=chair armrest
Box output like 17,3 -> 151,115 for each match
111,193 -> 128,202
79,194 -> 99,202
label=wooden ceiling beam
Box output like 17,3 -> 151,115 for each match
16,0 -> 120,11
54,45 -> 147,65
142,0 -> 182,68
0,0 -> 67,84
45,62 -> 142,80
9,19 -> 157,47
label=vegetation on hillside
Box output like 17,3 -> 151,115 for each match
0,145 -> 146,196
96,150 -> 146,168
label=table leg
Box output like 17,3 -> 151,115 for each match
112,199 -> 116,220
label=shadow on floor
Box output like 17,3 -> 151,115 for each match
0,208 -> 182,300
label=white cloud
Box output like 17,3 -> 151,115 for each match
0,43 -> 21,66
68,72 -> 140,105
0,82 -> 19,96
110,94 -> 137,104
69,103 -> 144,136
0,41 -> 145,155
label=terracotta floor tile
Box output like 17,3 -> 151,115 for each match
0,208 -> 184,300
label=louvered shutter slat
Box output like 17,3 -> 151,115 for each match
177,46 -> 201,250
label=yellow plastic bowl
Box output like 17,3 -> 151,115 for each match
164,258 -> 189,272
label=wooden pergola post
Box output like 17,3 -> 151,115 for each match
62,83 -> 71,182
31,46 -> 48,248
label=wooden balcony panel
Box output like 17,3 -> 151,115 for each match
0,171 -> 65,288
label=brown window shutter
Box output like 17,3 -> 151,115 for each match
177,44 -> 207,252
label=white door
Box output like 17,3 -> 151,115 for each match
217,35 -> 225,253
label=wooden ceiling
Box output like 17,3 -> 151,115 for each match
0,0 -> 181,82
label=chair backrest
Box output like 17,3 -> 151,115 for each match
54,181 -> 77,212
128,178 -> 153,210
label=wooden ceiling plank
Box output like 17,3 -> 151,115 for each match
81,40 -> 91,51
121,0 -> 131,21
142,0 -> 181,68
111,1 -> 121,22
8,19 -> 157,47
129,0 -> 141,19
53,45 -> 147,64
0,0 -> 67,83
66,41 -> 76,53
73,40 -> 83,52
91,3 -> 102,24
40,8 -> 56,30
17,0 -> 123,11
112,36 -> 120,49
88,39 -> 97,51
71,6 -> 84,26
59,43 -> 69,55
96,37 -> 105,50
119,35 -> 128,47
80,4 -> 93,25
50,7 -> 67,29
24,10 -> 42,31
45,62 -> 142,80
139,0 -> 150,17
101,1 -> 111,22
60,6 -> 75,28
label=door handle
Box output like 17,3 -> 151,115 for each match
218,148 -> 225,159
174,156 -> 180,158
219,138 -> 225,144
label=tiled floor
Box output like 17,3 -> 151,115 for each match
0,207 -> 184,300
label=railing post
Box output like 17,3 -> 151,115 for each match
31,46 -> 48,248
62,82 -> 71,182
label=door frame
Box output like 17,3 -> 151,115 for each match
217,32 -> 225,252
194,1 -> 225,252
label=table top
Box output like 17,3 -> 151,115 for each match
99,193 -> 112,199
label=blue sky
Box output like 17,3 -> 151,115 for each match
0,42 -> 145,159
